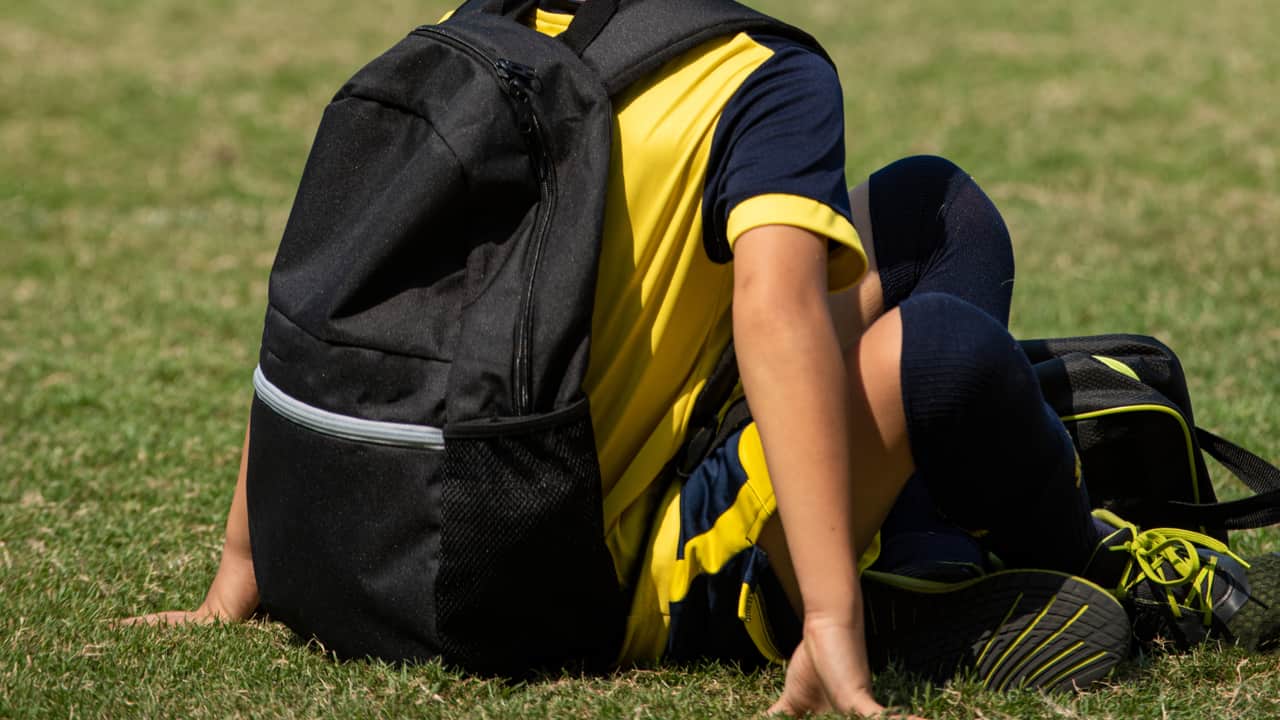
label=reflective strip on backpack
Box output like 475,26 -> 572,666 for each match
253,366 -> 445,450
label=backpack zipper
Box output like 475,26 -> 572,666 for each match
496,58 -> 556,415
414,28 -> 557,416
253,366 -> 445,450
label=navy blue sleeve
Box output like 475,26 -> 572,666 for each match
701,35 -> 853,263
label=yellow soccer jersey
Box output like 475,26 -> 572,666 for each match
469,6 -> 868,663
528,9 -> 867,584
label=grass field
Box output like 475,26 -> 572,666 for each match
2,0 -> 1278,717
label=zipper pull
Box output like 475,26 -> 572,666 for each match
495,59 -> 543,94
495,59 -> 549,181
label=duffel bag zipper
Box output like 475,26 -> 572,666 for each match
253,367 -> 445,450
414,28 -> 557,416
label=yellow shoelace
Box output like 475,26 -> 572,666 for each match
1108,525 -> 1250,627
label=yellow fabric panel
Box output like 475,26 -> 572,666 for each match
738,583 -> 786,663
666,428 -> 776,605
863,529 -> 882,574
617,482 -> 684,663
586,31 -> 778,578
532,7 -> 570,35
619,425 -> 777,664
726,193 -> 868,291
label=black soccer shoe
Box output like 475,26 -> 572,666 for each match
861,568 -> 1131,692
1085,509 -> 1280,652
872,528 -> 994,583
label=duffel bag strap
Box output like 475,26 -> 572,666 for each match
1197,427 -> 1280,495
1121,490 -> 1280,532
1108,427 -> 1280,530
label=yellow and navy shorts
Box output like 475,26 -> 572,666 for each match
619,422 -> 881,666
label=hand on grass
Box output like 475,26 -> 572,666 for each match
769,637 -> 834,716
769,619 -> 928,719
121,552 -> 258,627
123,424 -> 259,629
122,606 -> 222,626
121,524 -> 259,627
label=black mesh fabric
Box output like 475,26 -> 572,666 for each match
1022,334 -> 1175,364
1074,413 -> 1202,529
436,399 -> 624,674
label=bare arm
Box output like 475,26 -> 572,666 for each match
124,422 -> 259,625
732,225 -> 881,716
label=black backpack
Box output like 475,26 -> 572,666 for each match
244,0 -> 830,675
1023,334 -> 1280,542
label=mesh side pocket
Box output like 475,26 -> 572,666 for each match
436,398 -> 624,674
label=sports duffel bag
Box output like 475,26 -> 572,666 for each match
1023,333 -> 1280,542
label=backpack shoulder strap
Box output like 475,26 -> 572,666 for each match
578,0 -> 833,96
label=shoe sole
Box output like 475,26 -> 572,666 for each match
861,569 -> 1131,692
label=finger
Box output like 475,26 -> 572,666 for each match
873,708 -> 927,720
115,610 -> 205,627
766,697 -> 798,717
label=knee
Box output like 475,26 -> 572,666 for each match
898,293 -> 1034,418
871,155 -> 969,209
886,154 -> 968,182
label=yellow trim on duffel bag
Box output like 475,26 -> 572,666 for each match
1059,404 -> 1201,505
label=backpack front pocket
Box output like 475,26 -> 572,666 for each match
246,367 -> 445,662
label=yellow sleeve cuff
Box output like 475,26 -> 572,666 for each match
726,193 -> 868,292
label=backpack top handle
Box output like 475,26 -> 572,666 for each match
556,0 -> 622,56
465,0 -> 622,57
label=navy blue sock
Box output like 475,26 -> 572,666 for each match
897,293 -> 1098,573
868,156 -> 1018,566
